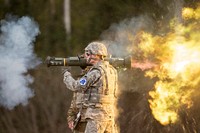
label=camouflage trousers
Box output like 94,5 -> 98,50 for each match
73,119 -> 118,133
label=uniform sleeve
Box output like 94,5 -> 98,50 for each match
63,69 -> 101,91
79,68 -> 101,91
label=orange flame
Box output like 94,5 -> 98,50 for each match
129,5 -> 200,125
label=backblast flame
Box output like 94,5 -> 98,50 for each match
132,5 -> 200,125
131,59 -> 157,71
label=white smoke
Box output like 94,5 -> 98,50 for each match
0,16 -> 40,109
100,15 -> 154,57
100,0 -> 183,57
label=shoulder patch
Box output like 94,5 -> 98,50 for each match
79,78 -> 87,86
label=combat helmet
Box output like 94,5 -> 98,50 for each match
85,42 -> 108,57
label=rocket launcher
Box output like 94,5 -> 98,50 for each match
45,56 -> 132,69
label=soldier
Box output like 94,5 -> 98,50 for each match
63,42 -> 118,133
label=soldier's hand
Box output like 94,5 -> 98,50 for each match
61,67 -> 71,76
68,121 -> 74,130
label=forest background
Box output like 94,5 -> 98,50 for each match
0,0 -> 199,133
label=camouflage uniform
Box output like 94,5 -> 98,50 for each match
64,60 -> 118,133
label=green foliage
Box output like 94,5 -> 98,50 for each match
0,0 -> 173,58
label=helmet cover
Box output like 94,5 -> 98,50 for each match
85,42 -> 108,57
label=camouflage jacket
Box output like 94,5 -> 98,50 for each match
64,60 -> 118,121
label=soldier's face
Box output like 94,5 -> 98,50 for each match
84,51 -> 99,65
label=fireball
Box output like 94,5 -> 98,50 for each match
131,5 -> 200,125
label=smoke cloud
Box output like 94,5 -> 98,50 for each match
0,15 -> 40,109
100,0 -> 184,58
100,15 -> 155,57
